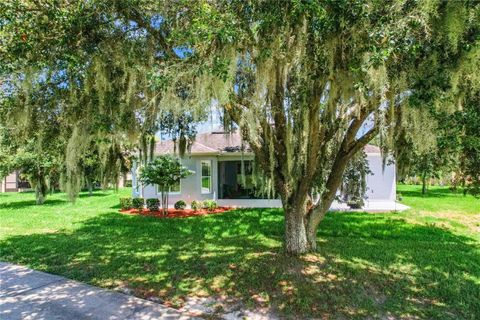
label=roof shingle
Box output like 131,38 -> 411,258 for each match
155,130 -> 380,155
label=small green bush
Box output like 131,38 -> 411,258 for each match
119,197 -> 132,210
190,200 -> 201,211
202,200 -> 218,211
174,200 -> 186,210
131,197 -> 144,210
146,198 -> 160,211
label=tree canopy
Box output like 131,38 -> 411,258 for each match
1,0 -> 479,253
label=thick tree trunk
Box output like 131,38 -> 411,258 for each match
284,206 -> 309,255
34,180 -> 47,205
306,222 -> 318,252
285,212 -> 310,255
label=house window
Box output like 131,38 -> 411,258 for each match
157,181 -> 181,194
201,160 -> 212,194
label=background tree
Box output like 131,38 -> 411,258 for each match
443,91 -> 480,196
139,156 -> 193,214
0,76 -> 65,204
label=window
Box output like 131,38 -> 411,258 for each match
157,181 -> 181,194
201,160 -> 212,194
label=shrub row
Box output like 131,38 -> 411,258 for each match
191,199 -> 217,211
119,197 -> 217,211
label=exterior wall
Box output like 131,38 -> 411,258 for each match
132,152 -> 397,207
365,154 -> 396,201
1,172 -> 18,193
135,156 -> 220,204
217,199 -> 282,208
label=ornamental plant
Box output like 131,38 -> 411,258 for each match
139,156 -> 193,215
146,198 -> 160,212
131,197 -> 145,211
202,200 -> 218,212
190,200 -> 201,211
119,197 -> 132,210
174,200 -> 187,210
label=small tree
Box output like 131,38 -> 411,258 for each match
139,155 -> 193,214
339,151 -> 372,209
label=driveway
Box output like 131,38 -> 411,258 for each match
0,262 -> 192,320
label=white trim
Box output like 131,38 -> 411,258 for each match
200,160 -> 212,194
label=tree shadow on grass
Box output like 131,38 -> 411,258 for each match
0,199 -> 66,210
77,191 -> 113,198
398,186 -> 466,199
0,209 -> 478,319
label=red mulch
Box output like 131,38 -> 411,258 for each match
119,207 -> 232,218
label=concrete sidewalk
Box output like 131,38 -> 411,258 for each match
0,262 -> 193,320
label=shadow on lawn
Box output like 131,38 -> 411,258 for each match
398,186 -> 466,199
0,199 -> 66,209
1,209 -> 479,319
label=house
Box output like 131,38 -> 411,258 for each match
132,130 -> 408,211
0,171 -> 31,193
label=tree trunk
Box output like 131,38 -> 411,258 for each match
306,221 -> 318,252
422,171 -> 427,195
87,179 -> 93,196
35,187 -> 45,205
284,204 -> 309,255
34,179 -> 47,205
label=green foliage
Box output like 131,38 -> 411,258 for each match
119,197 -> 132,210
174,200 -> 186,210
339,151 -> 372,209
139,156 -> 193,188
1,0 -> 479,252
202,200 -> 218,212
190,200 -> 201,211
131,197 -> 144,210
146,198 -> 160,211
139,155 -> 193,214
158,112 -> 205,157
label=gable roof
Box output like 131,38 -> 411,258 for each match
155,130 -> 380,155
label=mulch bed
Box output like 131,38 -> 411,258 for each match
119,207 -> 233,218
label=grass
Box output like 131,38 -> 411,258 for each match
0,186 -> 479,319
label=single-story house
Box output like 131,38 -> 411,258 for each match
0,171 -> 31,193
132,130 -> 409,211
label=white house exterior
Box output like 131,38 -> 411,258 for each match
132,130 -> 405,211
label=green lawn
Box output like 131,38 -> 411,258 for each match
0,186 -> 479,319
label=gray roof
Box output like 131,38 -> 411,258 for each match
155,130 -> 380,155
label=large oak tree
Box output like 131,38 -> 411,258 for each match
1,0 -> 478,253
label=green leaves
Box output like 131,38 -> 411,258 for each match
139,155 -> 193,188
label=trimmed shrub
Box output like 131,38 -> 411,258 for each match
119,197 -> 132,210
202,200 -> 218,211
146,198 -> 160,211
174,200 -> 187,210
131,197 -> 144,210
190,200 -> 201,211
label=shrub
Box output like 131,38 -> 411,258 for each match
347,199 -> 364,209
202,200 -> 218,211
174,200 -> 186,210
119,197 -> 132,210
146,198 -> 160,211
190,200 -> 201,211
131,197 -> 144,210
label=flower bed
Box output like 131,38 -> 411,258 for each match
119,207 -> 232,218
